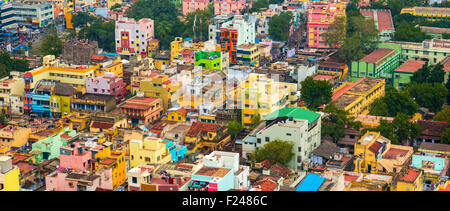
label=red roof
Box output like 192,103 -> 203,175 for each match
395,60 -> 426,73
383,148 -> 409,159
442,56 -> 450,72
253,179 -> 278,191
270,163 -> 291,178
399,168 -> 420,182
361,48 -> 396,65
90,121 -> 114,129
331,78 -> 364,101
360,9 -> 394,34
260,160 -> 272,169
16,162 -> 35,175
369,141 -> 383,155
100,158 -> 116,165
186,122 -> 219,137
91,54 -> 106,60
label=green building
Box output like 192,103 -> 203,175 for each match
195,51 -> 222,71
30,128 -> 77,164
420,26 -> 450,40
387,39 -> 450,65
349,43 -> 402,84
393,60 -> 427,89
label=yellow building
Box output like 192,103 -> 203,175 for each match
332,78 -> 385,115
129,137 -> 172,168
167,107 -> 188,122
401,7 -> 449,21
236,44 -> 260,67
107,0 -> 122,8
184,122 -> 231,154
0,156 -> 20,191
170,37 -> 184,61
239,73 -> 298,129
354,131 -> 413,174
50,83 -> 77,118
95,150 -> 127,190
154,50 -> 171,70
0,125 -> 31,149
0,72 -> 25,115
97,56 -> 123,78
64,112 -> 91,131
391,167 -> 424,191
139,74 -> 181,112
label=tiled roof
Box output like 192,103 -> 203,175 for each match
53,83 -> 77,96
361,9 -> 394,34
368,141 -> 383,156
253,179 -> 279,191
194,166 -> 231,178
260,160 -> 272,169
90,121 -> 114,129
16,162 -> 36,175
399,168 -> 420,182
311,141 -> 340,158
442,56 -> 450,72
186,122 -> 219,137
270,163 -> 291,178
419,142 -> 450,154
383,148 -> 409,160
91,54 -> 106,60
417,120 -> 447,140
394,60 -> 426,73
360,48 -> 396,66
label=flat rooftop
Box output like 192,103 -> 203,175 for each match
194,166 -> 231,178
347,78 -> 384,93
333,94 -> 360,109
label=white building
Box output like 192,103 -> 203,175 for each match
244,107 -> 322,171
202,151 -> 250,189
115,17 -> 154,55
11,1 -> 54,28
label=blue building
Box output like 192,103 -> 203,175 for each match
164,139 -> 187,163
189,166 -> 234,191
30,80 -> 55,117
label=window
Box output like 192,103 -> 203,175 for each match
287,133 -> 291,136
265,137 -> 270,142
132,177 -> 137,184
298,147 -> 301,152
257,138 -> 261,143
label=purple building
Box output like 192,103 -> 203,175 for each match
86,72 -> 126,103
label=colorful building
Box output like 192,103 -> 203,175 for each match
127,164 -> 192,191
387,39 -> 450,65
354,131 -> 414,174
95,150 -> 127,190
317,54 -> 349,81
115,17 -> 155,55
393,60 -> 427,89
307,1 -> 346,48
0,72 -> 25,115
167,107 -> 189,122
189,165 -> 234,191
30,128 -> 76,164
239,73 -> 298,129
86,72 -> 126,103
195,51 -> 222,71
213,0 -> 248,16
50,83 -> 77,118
0,125 -> 31,149
182,0 -> 209,16
98,57 -> 124,78
184,122 -> 230,154
71,93 -> 117,113
59,142 -> 93,171
129,137 -> 172,168
139,74 -> 181,112
236,44 -> 260,67
400,7 -> 449,22
349,44 -> 401,83
119,96 -> 163,126
391,167 -> 424,191
0,156 -> 20,191
331,78 -> 385,115
255,107 -> 322,171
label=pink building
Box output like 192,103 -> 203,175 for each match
45,168 -> 113,191
182,0 -> 210,16
307,2 -> 346,49
180,49 -> 196,65
213,0 -> 249,16
115,17 -> 154,55
86,72 -> 126,103
59,142 -> 93,171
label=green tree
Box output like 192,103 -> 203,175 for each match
410,62 -> 430,84
434,107 -> 450,122
78,18 -> 116,52
440,125 -> 450,145
363,113 -> 421,145
324,16 -> 346,48
182,6 -> 214,42
269,12 -> 293,42
38,29 -> 62,57
443,33 -> 450,39
0,113 -> 7,123
369,86 -> 418,117
393,21 -> 429,42
228,120 -> 243,139
71,12 -> 98,28
429,63 -> 445,84
0,50 -> 29,76
300,76 -> 333,109
321,103 -> 362,143
250,139 -> 294,166
110,3 -> 122,10
250,113 -> 261,129
408,83 -> 447,113
250,0 -> 269,13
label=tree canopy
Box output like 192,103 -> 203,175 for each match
408,82 -> 447,113
434,107 -> 450,122
250,139 -> 294,166
182,5 -> 214,42
269,11 -> 293,42
250,0 -> 269,13
321,103 -> 362,143
300,76 -> 333,109
228,120 -> 243,138
393,21 -> 429,42
0,50 -> 30,78
77,18 -> 116,52
363,113 -> 421,145
369,86 -> 418,117
38,29 -> 62,57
